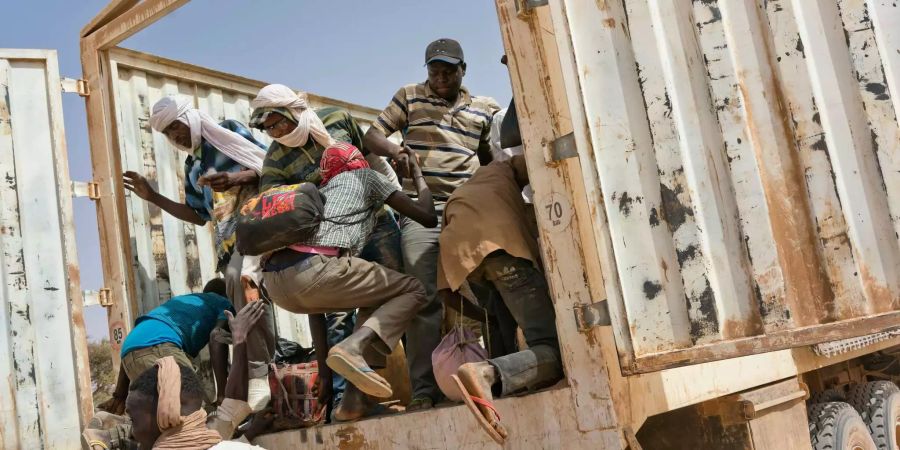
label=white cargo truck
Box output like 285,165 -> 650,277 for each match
1,0 -> 899,448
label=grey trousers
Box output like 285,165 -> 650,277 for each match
225,252 -> 276,379
470,251 -> 563,397
399,214 -> 444,401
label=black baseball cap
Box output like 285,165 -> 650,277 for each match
425,38 -> 464,65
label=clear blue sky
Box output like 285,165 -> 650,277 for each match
1,0 -> 511,342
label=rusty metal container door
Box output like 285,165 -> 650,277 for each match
548,0 -> 900,374
0,49 -> 92,449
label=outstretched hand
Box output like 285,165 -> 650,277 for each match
123,171 -> 155,201
224,301 -> 266,345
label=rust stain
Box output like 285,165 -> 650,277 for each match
595,0 -> 610,11
721,317 -> 760,340
335,426 -> 368,450
603,18 -> 616,28
736,64 -> 834,328
859,265 -> 895,313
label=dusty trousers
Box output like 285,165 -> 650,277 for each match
263,254 -> 427,366
468,251 -> 563,396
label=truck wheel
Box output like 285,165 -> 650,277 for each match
847,381 -> 900,449
810,388 -> 847,405
809,402 -> 877,450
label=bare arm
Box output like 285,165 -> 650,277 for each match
97,366 -> 130,415
209,322 -> 229,404
364,127 -> 402,159
309,313 -> 333,408
123,171 -> 205,225
384,159 -> 437,228
223,301 -> 267,402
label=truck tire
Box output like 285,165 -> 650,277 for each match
847,381 -> 900,449
810,388 -> 847,405
809,402 -> 877,450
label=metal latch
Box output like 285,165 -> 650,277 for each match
83,288 -> 112,307
516,0 -> 549,16
574,300 -> 611,331
72,181 -> 100,200
550,132 -> 578,162
61,77 -> 89,97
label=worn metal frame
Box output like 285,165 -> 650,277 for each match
548,0 -> 900,375
80,0 -> 388,364
106,46 -> 385,352
0,48 -> 93,449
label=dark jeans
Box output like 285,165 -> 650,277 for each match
468,281 -> 518,359
469,251 -> 563,396
398,211 -> 444,401
328,209 -> 403,403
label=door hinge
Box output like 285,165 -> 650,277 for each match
550,132 -> 578,162
83,288 -> 112,307
61,77 -> 89,97
574,300 -> 611,331
72,180 -> 100,200
516,0 -> 549,17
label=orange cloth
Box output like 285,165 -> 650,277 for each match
437,159 -> 541,291
152,356 -> 223,450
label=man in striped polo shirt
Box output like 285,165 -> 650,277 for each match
364,38 -> 501,410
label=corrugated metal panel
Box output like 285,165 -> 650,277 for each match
550,0 -> 900,374
0,49 -> 91,449
107,47 -> 385,348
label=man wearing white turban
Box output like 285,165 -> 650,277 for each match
123,95 -> 274,411
249,84 -> 406,420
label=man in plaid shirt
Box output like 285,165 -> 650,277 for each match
260,144 -> 438,421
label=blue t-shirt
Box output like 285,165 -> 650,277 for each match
120,292 -> 233,358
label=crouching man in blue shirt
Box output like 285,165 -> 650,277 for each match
98,278 -> 235,415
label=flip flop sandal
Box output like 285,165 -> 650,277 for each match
451,374 -> 506,445
326,350 -> 393,398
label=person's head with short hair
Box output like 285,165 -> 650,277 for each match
202,278 -> 227,297
425,38 -> 466,103
125,360 -> 207,449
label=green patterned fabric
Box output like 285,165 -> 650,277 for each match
256,107 -> 366,192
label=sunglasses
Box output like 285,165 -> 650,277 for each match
262,114 -> 289,133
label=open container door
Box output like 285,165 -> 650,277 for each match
104,46 -> 384,349
0,49 -> 92,449
79,1 -> 390,361
546,0 -> 900,374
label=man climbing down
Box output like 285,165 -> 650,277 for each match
87,300 -> 273,449
259,143 -> 438,421
125,96 -> 275,409
98,279 -> 234,415
249,84 -> 406,417
437,156 -> 563,444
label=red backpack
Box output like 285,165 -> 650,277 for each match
268,361 -> 326,430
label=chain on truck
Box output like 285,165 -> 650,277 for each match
2,0 -> 900,448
